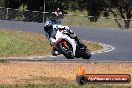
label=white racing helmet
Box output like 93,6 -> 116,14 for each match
44,20 -> 53,27
44,20 -> 53,33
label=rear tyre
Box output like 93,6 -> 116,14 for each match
82,49 -> 91,59
58,44 -> 74,59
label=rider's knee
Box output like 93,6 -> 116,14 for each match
69,30 -> 74,34
69,33 -> 76,39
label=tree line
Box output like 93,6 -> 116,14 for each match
0,0 -> 131,28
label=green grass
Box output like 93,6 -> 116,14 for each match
0,84 -> 131,88
0,29 -> 51,57
0,29 -> 102,57
62,15 -> 122,28
0,59 -> 9,63
83,41 -> 103,51
62,11 -> 132,29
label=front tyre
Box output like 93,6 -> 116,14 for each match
58,44 -> 74,59
82,49 -> 91,59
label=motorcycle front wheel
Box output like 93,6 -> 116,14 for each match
58,43 -> 74,59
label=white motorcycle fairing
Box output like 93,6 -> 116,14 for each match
50,25 -> 77,56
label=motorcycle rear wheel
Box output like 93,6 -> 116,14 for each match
81,49 -> 91,59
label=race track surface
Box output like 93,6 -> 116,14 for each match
0,20 -> 132,61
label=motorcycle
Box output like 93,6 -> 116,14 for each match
50,24 -> 91,59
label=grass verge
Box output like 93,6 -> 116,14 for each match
0,59 -> 9,63
62,15 -> 122,29
0,29 -> 102,57
62,10 -> 132,29
0,84 -> 130,88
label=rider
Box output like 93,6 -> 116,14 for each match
44,20 -> 85,56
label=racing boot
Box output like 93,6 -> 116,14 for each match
74,36 -> 86,49
68,30 -> 77,39
67,30 -> 86,49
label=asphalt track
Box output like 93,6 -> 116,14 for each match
0,20 -> 132,61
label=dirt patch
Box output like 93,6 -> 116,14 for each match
0,61 -> 131,86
